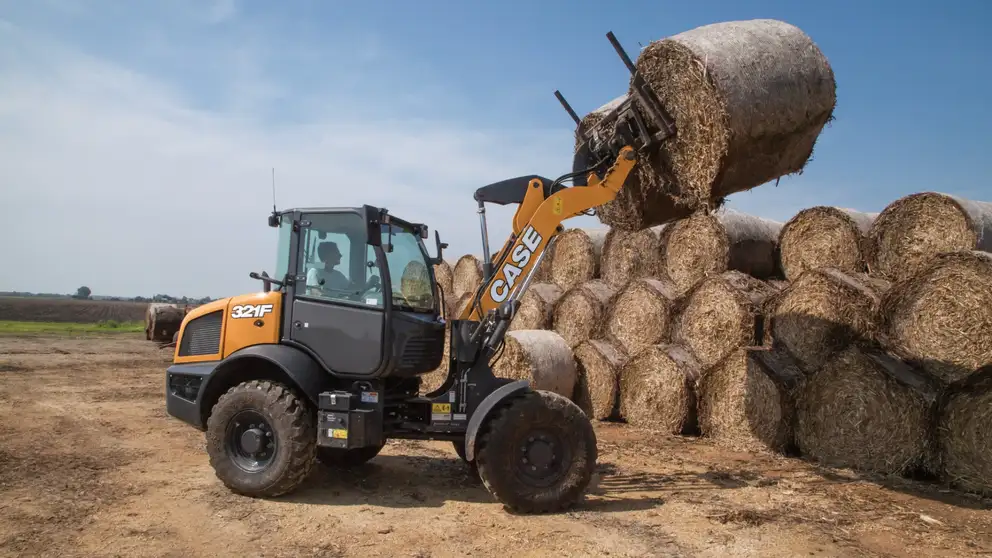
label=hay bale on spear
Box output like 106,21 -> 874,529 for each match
492,329 -> 576,398
698,346 -> 805,454
452,254 -> 483,298
867,192 -> 992,282
778,207 -> 878,281
659,208 -> 784,297
795,344 -> 940,475
580,19 -> 836,230
509,283 -> 562,331
604,277 -> 679,357
619,344 -> 702,435
881,250 -> 992,384
675,271 -> 779,370
767,268 -> 888,374
551,279 -> 618,348
547,228 -> 609,291
937,365 -> 992,496
572,339 -> 627,421
599,226 -> 666,290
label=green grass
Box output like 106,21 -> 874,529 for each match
0,320 -> 145,335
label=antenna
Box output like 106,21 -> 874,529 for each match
271,167 -> 277,213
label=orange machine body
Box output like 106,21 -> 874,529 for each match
172,290 -> 283,365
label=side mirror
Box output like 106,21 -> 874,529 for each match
430,230 -> 448,265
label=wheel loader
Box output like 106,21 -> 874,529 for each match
164,33 -> 676,513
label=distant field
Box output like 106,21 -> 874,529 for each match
0,320 -> 144,334
0,297 -> 149,323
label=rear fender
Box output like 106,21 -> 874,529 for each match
464,380 -> 530,462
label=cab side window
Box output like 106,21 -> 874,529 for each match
296,212 -> 384,309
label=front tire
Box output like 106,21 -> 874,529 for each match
475,390 -> 597,513
205,379 -> 317,498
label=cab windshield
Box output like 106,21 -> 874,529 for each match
381,223 -> 436,313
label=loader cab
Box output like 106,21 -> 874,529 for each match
271,205 -> 446,380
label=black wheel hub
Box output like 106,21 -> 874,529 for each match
516,429 -> 569,487
225,410 -> 277,473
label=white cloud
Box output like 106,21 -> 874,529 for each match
0,17 -> 583,298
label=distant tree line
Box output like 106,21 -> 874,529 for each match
0,286 -> 213,305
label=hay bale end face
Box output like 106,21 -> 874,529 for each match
619,344 -> 702,435
778,206 -> 878,281
146,303 -> 184,342
552,279 -> 617,348
452,254 -> 483,298
867,192 -> 992,282
600,226 -> 665,289
548,228 -> 609,292
661,208 -> 784,296
576,97 -> 697,231
420,324 -> 451,395
493,329 -> 576,398
698,346 -> 805,454
795,345 -> 939,475
768,268 -> 888,374
573,339 -> 627,420
604,277 -> 679,357
597,19 -> 836,229
509,283 -> 562,332
675,271 -> 779,370
882,250 -> 992,384
938,365 -> 992,496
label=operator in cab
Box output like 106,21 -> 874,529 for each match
306,241 -> 349,296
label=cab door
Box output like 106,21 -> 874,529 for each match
287,210 -> 386,377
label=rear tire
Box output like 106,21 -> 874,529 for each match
205,380 -> 316,498
475,390 -> 597,513
316,443 -> 384,468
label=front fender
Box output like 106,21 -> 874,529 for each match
206,343 -> 334,408
464,380 -> 530,462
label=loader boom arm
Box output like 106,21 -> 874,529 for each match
458,146 -> 637,322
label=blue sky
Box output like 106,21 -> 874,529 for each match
0,0 -> 989,298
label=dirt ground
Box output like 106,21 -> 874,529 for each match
0,297 -> 150,323
1,333 -> 990,558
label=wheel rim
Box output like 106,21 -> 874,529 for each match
514,428 -> 571,488
225,409 -> 278,473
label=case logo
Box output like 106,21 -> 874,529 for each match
490,225 -> 542,303
231,304 -> 274,319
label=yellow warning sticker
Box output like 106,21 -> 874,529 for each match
432,403 -> 451,414
330,428 -> 348,439
553,197 -> 563,215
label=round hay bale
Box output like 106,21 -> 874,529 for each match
451,291 -> 475,320
778,207 -> 878,281
434,259 -> 454,301
452,254 -> 483,297
547,228 -> 609,291
146,303 -> 184,342
660,208 -> 784,297
698,346 -> 805,454
937,365 -> 992,496
600,226 -> 666,290
551,279 -> 618,348
604,277 -> 678,357
795,345 -> 939,475
399,261 -> 432,307
509,283 -> 562,332
573,339 -> 627,421
767,268 -> 888,374
619,344 -> 702,435
674,271 -> 778,370
493,329 -> 576,398
586,20 -> 836,229
881,250 -> 992,384
867,192 -> 992,282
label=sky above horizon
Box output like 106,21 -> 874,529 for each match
1,0 -> 989,299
